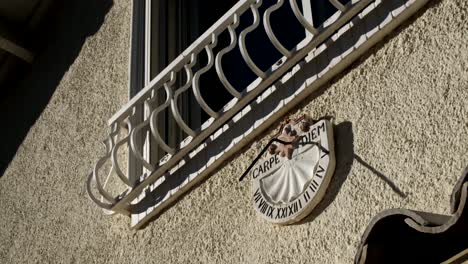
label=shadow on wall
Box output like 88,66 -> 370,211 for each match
299,122 -> 407,224
273,118 -> 408,224
299,121 -> 355,224
0,0 -> 113,177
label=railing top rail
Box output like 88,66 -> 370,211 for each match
108,0 -> 255,126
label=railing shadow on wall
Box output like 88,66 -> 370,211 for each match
298,121 -> 354,224
0,0 -> 113,177
296,125 -> 407,225
129,0 -> 437,227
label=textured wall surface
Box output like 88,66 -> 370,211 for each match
0,0 -> 467,263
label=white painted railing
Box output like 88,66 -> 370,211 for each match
87,0 -> 374,214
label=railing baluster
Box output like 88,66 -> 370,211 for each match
91,131 -> 118,203
289,0 -> 319,36
130,103 -> 156,172
171,54 -> 198,137
239,0 -> 266,79
110,119 -> 133,187
329,0 -> 347,12
150,71 -> 177,154
215,14 -> 242,99
86,172 -> 114,210
264,0 -> 292,58
192,34 -> 220,119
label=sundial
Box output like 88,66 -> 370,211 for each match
245,116 -> 336,224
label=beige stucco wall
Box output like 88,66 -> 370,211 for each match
1,0 -> 467,263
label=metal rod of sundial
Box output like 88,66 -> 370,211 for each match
239,138 -> 294,182
298,140 -> 330,155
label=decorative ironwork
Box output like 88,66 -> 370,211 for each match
87,0 -> 375,214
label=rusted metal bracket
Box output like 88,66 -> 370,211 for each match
239,116 -> 332,182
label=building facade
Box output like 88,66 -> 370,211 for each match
0,0 -> 467,263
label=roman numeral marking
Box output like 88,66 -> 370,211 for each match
320,150 -> 328,158
288,204 -> 295,216
309,180 -> 319,192
275,207 -> 288,219
303,190 -> 311,202
315,165 -> 325,178
254,189 -> 262,203
259,199 -> 266,211
266,206 -> 274,218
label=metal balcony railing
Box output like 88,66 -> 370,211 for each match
87,0 -> 375,214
